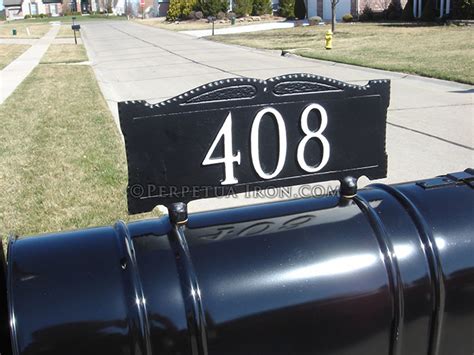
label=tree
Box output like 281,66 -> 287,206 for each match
234,0 -> 253,16
279,0 -> 295,18
124,0 -> 133,16
252,0 -> 272,15
198,0 -> 228,16
62,0 -> 71,14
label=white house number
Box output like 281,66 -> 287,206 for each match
202,104 -> 330,185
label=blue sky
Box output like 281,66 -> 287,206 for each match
0,0 -> 4,11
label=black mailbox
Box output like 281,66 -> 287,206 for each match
0,75 -> 473,355
71,24 -> 80,31
2,170 -> 474,355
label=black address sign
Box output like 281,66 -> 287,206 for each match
119,74 -> 390,214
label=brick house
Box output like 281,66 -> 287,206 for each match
306,0 -> 452,19
138,0 -> 168,17
3,0 -> 99,19
154,0 -> 169,17
4,0 -> 63,19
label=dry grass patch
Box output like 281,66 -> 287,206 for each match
40,44 -> 88,63
0,44 -> 30,69
209,23 -> 474,84
0,57 -> 158,239
57,24 -> 81,38
138,17 -> 286,31
0,22 -> 50,38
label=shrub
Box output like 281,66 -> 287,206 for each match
167,0 -> 181,20
195,10 -> 204,18
188,10 -> 196,19
279,0 -> 295,18
217,10 -> 226,19
294,0 -> 306,19
308,15 -> 322,24
387,9 -> 400,19
227,11 -> 236,18
197,0 -> 228,16
359,4 -> 374,21
167,0 -> 197,20
421,0 -> 435,20
234,0 -> 253,16
386,0 -> 402,19
252,0 -> 272,15
451,0 -> 474,19
342,13 -> 353,21
373,9 -> 386,20
401,0 -> 414,20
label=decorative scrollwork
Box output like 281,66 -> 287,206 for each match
273,81 -> 339,96
185,85 -> 257,104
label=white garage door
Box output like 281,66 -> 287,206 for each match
323,0 -> 351,20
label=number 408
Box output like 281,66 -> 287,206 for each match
202,104 -> 331,185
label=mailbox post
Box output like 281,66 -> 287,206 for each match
71,17 -> 80,45
209,16 -> 216,36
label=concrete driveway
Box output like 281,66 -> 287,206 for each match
81,20 -> 473,212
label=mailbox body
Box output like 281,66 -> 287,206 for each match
2,172 -> 474,355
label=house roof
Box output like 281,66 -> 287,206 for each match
42,0 -> 63,3
3,0 -> 22,7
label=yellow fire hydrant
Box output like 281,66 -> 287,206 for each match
325,30 -> 333,50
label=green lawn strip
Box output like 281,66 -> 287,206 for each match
0,44 -> 30,69
0,59 -> 158,239
208,24 -> 474,85
40,44 -> 88,63
0,23 -> 50,38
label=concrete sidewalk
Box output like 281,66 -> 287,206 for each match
0,24 -> 60,105
81,21 -> 473,212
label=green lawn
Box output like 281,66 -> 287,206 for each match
40,43 -> 87,63
0,44 -> 30,69
208,23 -> 474,85
0,44 -> 157,239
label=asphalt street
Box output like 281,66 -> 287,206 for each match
81,21 -> 473,212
